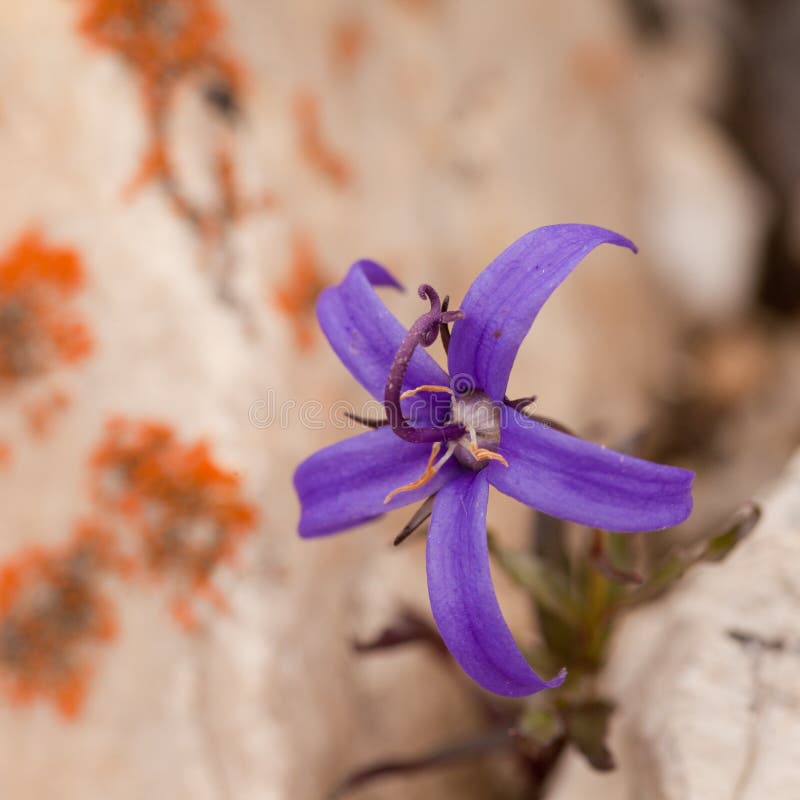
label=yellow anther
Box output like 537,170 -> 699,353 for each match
470,443 -> 509,467
384,443 -> 441,503
399,384 -> 454,400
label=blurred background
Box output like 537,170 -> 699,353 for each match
0,0 -> 799,798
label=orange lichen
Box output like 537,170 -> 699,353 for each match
78,0 -> 231,73
90,418 -> 258,627
273,232 -> 329,350
293,90 -> 352,188
570,41 -> 628,93
0,522 -> 121,719
330,19 -> 367,71
0,441 -> 11,470
77,1 -> 261,230
394,0 -> 438,13
23,389 -> 71,438
78,0 -> 245,124
0,230 -> 92,390
121,137 -> 170,201
198,142 -> 277,241
77,1 -> 277,304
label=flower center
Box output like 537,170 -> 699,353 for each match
450,391 -> 506,471
383,389 -> 508,503
380,281 -> 509,504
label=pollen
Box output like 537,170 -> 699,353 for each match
449,392 -> 510,471
399,385 -> 453,400
468,441 -> 509,467
384,441 -> 456,503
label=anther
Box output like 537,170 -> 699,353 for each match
465,426 -> 508,466
469,443 -> 509,467
399,385 -> 454,400
384,441 -> 457,503
384,443 -> 441,503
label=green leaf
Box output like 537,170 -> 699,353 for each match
518,707 -> 564,748
632,501 -> 761,604
702,501 -> 760,562
488,532 -> 580,627
562,699 -> 616,772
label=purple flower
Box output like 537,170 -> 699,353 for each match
294,224 -> 694,697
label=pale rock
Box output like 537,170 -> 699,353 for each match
631,0 -> 770,323
0,1 -> 733,799
637,108 -> 770,321
548,450 -> 800,800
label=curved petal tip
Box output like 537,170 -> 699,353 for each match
348,258 -> 404,291
316,258 -> 447,401
448,224 -> 640,400
427,472 -> 569,697
548,667 -> 568,689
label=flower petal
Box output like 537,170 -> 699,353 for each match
295,425 -> 460,538
487,408 -> 694,532
426,471 -> 566,697
317,259 -> 449,401
447,225 -> 637,400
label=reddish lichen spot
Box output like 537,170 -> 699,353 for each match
570,41 -> 627,93
77,0 -> 245,106
0,522 -> 121,719
330,19 -> 367,71
293,90 -> 352,188
0,230 -> 92,390
90,418 -> 258,627
394,0 -> 438,13
23,389 -> 71,438
121,138 -> 170,200
273,232 -> 328,350
77,0 -> 256,228
0,441 -> 11,470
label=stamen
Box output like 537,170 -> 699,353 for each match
433,441 -> 457,471
469,443 -> 509,467
384,441 -> 457,503
465,425 -> 508,466
399,384 -> 454,400
384,443 -> 441,503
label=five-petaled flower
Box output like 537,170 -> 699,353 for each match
294,224 -> 694,697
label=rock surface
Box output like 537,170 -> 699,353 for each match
0,1 -> 776,799
548,449 -> 800,800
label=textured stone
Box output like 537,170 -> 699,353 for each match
548,450 -> 800,800
0,1 -> 769,799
